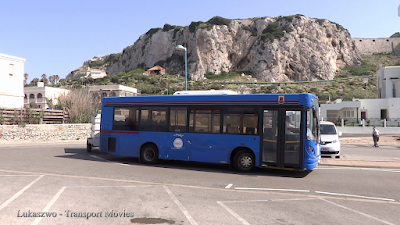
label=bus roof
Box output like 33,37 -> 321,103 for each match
103,93 -> 318,107
173,90 -> 238,95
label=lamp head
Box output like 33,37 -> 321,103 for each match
175,45 -> 186,51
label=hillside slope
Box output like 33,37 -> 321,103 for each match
67,15 -> 361,82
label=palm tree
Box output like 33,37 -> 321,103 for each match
31,78 -> 39,86
49,75 -> 55,85
41,74 -> 48,85
54,75 -> 60,84
23,73 -> 29,86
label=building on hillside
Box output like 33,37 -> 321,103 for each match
0,53 -> 26,108
24,82 -> 70,109
320,98 -> 400,126
143,65 -> 166,75
376,65 -> 400,98
87,84 -> 139,102
87,69 -> 107,79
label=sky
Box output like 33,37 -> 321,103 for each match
1,0 -> 400,83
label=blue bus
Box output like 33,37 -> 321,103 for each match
98,93 -> 320,172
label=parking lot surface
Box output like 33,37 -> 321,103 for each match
0,142 -> 399,225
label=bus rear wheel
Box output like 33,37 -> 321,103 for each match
140,144 -> 159,164
233,150 -> 255,172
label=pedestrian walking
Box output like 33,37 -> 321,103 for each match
372,126 -> 380,147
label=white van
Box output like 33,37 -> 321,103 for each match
87,113 -> 101,152
320,121 -> 342,158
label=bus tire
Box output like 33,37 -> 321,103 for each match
233,149 -> 255,172
140,144 -> 159,164
87,141 -> 92,153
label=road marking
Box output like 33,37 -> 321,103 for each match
0,168 -> 398,205
316,167 -> 400,173
270,198 -> 318,202
220,198 -> 316,203
90,155 -> 130,166
31,187 -> 66,225
235,187 -> 310,193
0,175 -> 39,176
67,185 -> 140,188
217,201 -> 250,225
0,175 -> 44,211
164,186 -> 198,225
320,198 -> 395,225
315,191 -> 396,202
225,184 -> 233,189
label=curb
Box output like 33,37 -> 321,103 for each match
319,163 -> 400,169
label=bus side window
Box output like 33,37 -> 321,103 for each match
227,127 -> 240,134
245,127 -> 255,134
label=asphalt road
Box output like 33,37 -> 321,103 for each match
0,142 -> 399,225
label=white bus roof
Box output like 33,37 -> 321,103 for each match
173,90 -> 238,95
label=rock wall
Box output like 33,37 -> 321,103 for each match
352,38 -> 400,55
69,15 -> 362,82
0,124 -> 91,142
106,16 -> 361,82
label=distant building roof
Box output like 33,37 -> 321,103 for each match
143,65 -> 166,75
147,65 -> 164,71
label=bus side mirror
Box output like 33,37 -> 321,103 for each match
338,131 -> 342,137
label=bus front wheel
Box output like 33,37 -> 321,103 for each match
140,144 -> 159,164
233,150 -> 255,172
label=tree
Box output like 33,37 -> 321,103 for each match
54,75 -> 60,84
30,78 -> 39,86
49,75 -> 55,85
41,74 -> 48,85
23,73 -> 29,86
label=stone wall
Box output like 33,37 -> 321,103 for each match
0,124 -> 91,142
352,38 -> 400,55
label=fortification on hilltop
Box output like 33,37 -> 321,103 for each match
352,38 -> 400,55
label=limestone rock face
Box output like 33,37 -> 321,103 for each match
70,15 -> 361,82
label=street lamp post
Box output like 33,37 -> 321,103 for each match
175,45 -> 187,91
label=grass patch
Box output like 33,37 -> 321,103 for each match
204,72 -> 239,80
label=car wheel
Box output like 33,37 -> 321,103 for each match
233,150 -> 255,172
140,144 -> 159,164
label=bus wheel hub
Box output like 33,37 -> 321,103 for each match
241,156 -> 252,167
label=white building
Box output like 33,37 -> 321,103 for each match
376,65 -> 400,98
0,53 -> 26,108
87,84 -> 139,99
321,98 -> 400,126
320,65 -> 400,126
87,69 -> 106,79
24,82 -> 69,109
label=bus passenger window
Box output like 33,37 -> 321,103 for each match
189,106 -> 220,133
227,127 -> 240,134
140,107 -> 168,132
113,107 -> 139,131
170,107 -> 187,132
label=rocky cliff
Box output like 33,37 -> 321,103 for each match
67,15 -> 361,82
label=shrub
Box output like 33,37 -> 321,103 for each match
162,23 -> 175,32
146,28 -> 161,38
206,16 -> 231,26
204,72 -> 239,80
56,89 -> 101,123
189,21 -> 203,33
261,21 -> 292,42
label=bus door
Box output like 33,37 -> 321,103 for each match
261,109 -> 302,169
